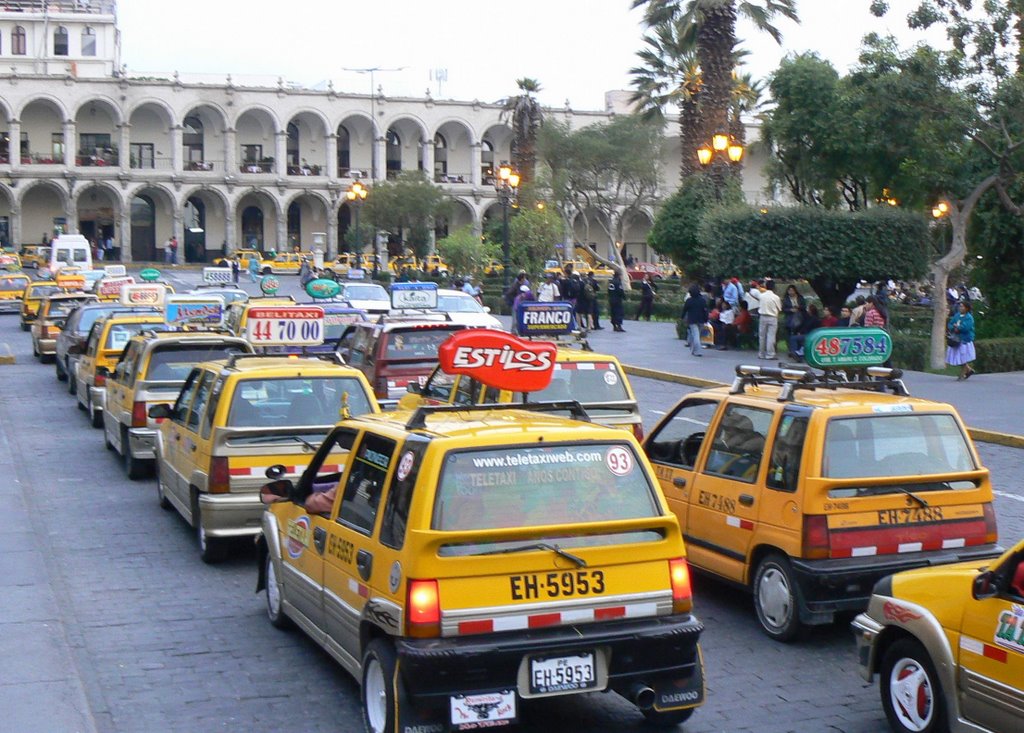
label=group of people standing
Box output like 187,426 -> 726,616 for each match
507,265 -> 608,332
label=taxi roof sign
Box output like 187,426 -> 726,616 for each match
804,327 -> 892,369
97,275 -> 135,297
103,264 -> 127,277
120,283 -> 168,307
391,281 -> 437,310
203,266 -> 233,285
55,273 -> 86,290
437,329 -> 557,392
164,295 -> 224,327
245,305 -> 325,346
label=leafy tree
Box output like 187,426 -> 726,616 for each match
647,174 -> 739,275
341,222 -> 376,253
436,226 -> 498,278
500,78 -> 544,187
363,171 -> 451,261
508,206 -> 563,277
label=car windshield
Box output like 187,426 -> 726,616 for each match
323,312 -> 365,341
822,413 -> 976,479
530,362 -> 631,407
434,443 -> 661,553
145,344 -> 248,382
0,276 -> 27,290
29,285 -> 63,299
343,284 -> 388,301
227,376 -> 372,428
437,294 -> 484,314
105,323 -> 166,351
383,327 -> 459,360
46,299 -> 92,318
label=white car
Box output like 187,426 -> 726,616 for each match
436,288 -> 502,329
337,282 -> 390,314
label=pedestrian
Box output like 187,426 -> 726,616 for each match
680,283 -> 708,356
863,295 -> 887,328
946,300 -> 976,380
722,277 -> 741,311
586,273 -> 603,330
575,273 -> 593,329
608,271 -> 627,332
104,235 -> 114,261
837,306 -> 852,327
42,233 -> 50,246
849,295 -> 868,327
561,267 -> 580,308
95,237 -> 104,261
734,300 -> 753,348
164,236 -> 177,264
782,285 -> 806,358
756,281 -> 782,360
462,277 -> 482,303
248,255 -> 260,283
820,306 -> 839,328
230,256 -> 240,284
512,284 -> 534,334
538,272 -> 559,302
790,303 -> 822,359
715,301 -> 736,350
636,273 -> 657,320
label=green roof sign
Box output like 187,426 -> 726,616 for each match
804,327 -> 892,369
259,275 -> 280,295
138,267 -> 161,282
305,278 -> 340,299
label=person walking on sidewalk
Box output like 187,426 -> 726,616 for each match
756,281 -> 782,360
681,283 -> 708,356
609,272 -> 627,332
946,300 -> 976,380
636,274 -> 657,320
586,273 -> 603,330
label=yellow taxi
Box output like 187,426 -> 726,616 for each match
0,251 -> 21,271
644,356 -> 1000,641
212,248 -> 265,270
0,272 -> 31,314
852,537 -> 1024,733
73,312 -> 168,428
103,330 -> 253,479
482,259 -> 504,277
420,254 -> 448,274
263,252 -> 306,275
223,296 -> 297,338
544,258 -> 593,277
257,397 -> 706,732
388,255 -> 419,275
327,252 -> 372,278
20,280 -> 70,331
19,245 -> 50,269
31,292 -> 98,362
149,354 -> 379,562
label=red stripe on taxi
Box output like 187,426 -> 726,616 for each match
983,644 -> 1008,663
829,519 -> 989,559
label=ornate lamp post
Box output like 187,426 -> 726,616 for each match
346,180 -> 369,269
697,133 -> 744,201
494,164 -> 520,291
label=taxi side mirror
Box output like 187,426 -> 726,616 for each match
54,318 -> 67,330
406,382 -> 421,395
265,465 -> 287,480
259,479 -> 294,505
972,570 -> 998,600
148,404 -> 172,419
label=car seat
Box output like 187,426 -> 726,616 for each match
287,394 -> 325,425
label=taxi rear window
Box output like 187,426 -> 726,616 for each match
531,363 -> 631,407
46,299 -> 91,318
823,413 -> 976,479
146,344 -> 247,382
29,285 -> 63,299
0,276 -> 27,289
227,376 -> 372,428
383,328 -> 459,360
324,312 -> 366,341
105,323 -> 166,351
433,443 -> 659,532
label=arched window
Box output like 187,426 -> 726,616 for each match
81,27 -> 96,57
336,124 -> 350,172
481,139 -> 496,182
12,26 -> 26,56
286,122 -> 299,167
54,26 -> 68,56
433,133 -> 448,179
386,129 -> 401,179
183,115 -> 204,165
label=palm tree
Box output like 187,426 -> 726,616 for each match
501,78 -> 544,187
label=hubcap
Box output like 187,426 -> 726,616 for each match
266,558 -> 282,617
890,657 -> 933,731
758,565 -> 792,629
364,657 -> 388,733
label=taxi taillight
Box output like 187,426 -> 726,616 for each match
982,502 -> 998,544
131,401 -> 147,428
406,579 -> 441,637
209,456 -> 230,494
802,515 -> 830,559
669,558 -> 693,614
94,371 -> 106,387
632,423 -> 644,441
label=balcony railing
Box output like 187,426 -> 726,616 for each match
287,164 -> 322,176
22,153 -> 63,165
435,172 -> 469,184
77,151 -> 119,167
186,160 -> 216,172
130,156 -> 174,170
240,161 -> 273,173
339,168 -> 370,179
0,1 -> 117,14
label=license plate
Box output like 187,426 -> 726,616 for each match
450,690 -> 516,730
529,652 -> 596,695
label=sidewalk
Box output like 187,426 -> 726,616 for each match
577,319 -> 1024,447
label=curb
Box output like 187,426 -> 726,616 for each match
622,363 -> 1024,449
0,342 -> 14,365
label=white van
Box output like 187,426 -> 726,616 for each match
48,234 -> 93,273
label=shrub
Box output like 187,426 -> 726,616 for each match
975,338 -> 1024,373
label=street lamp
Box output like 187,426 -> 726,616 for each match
697,133 -> 744,200
347,180 -> 368,261
494,163 -> 520,291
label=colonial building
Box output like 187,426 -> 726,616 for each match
0,1 -> 772,262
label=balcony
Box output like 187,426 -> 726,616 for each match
0,1 -> 117,13
287,164 -> 321,176
186,160 -> 216,172
76,150 -> 118,167
338,168 -> 370,179
22,153 -> 63,165
435,172 -> 469,184
240,161 -> 273,174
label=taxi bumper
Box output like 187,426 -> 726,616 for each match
37,337 -> 57,354
396,614 -> 704,705
850,610 -> 885,683
127,427 -> 157,460
197,492 -> 264,538
0,298 -> 21,314
790,544 -> 1001,621
89,386 -> 106,412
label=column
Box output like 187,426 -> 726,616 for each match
470,142 -> 482,186
224,127 -> 237,173
326,133 -> 338,179
119,207 -> 132,263
326,211 -> 338,259
65,197 -> 77,234
63,119 -> 76,168
170,124 -> 183,172
118,122 -> 130,171
422,139 -> 435,182
172,209 -> 184,254
9,119 -> 20,170
373,136 -> 385,181
10,205 -> 21,249
275,212 -> 287,251
224,206 -> 236,253
275,131 -> 287,175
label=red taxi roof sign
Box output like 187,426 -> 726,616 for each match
97,275 -> 135,297
120,283 -> 168,307
245,305 -> 325,346
437,329 -> 557,393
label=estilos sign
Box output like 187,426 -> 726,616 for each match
437,329 -> 557,392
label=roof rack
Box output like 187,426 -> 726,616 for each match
404,400 -> 592,431
730,364 -> 909,402
223,351 -> 343,369
523,331 -> 593,352
377,310 -> 452,322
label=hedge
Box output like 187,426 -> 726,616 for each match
889,334 -> 1024,373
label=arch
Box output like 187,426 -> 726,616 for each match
434,197 -> 476,241
433,119 -> 474,182
179,184 -> 230,212
20,181 -> 68,245
380,113 -> 428,143
234,189 -> 281,252
17,179 -> 69,209
286,110 -> 329,174
431,117 -> 477,145
0,184 -> 14,248
182,187 -> 229,258
128,101 -> 173,170
286,107 -> 330,136
75,182 -> 122,247
17,95 -> 68,121
285,191 -> 330,250
124,181 -> 176,207
336,111 -> 377,139
72,96 -> 124,126
231,104 -> 282,134
72,180 -> 123,210
180,102 -> 229,132
129,185 -> 175,262
126,97 -> 177,127
0,96 -> 14,122
283,188 -> 330,212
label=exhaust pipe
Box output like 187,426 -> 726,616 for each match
627,682 -> 656,711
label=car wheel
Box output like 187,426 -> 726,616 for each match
362,639 -> 403,733
123,428 -> 150,480
154,459 -> 171,510
262,266 -> 272,275
753,553 -> 802,642
68,364 -> 78,394
103,421 -> 115,451
32,340 -> 39,358
264,552 -> 293,629
641,707 -> 695,727
90,399 -> 104,429
194,495 -> 227,564
880,638 -> 947,733
20,321 -> 28,332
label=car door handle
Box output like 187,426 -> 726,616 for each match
313,527 -> 327,555
672,477 -> 687,488
356,549 -> 373,581
739,494 -> 755,507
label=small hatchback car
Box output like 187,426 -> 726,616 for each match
257,402 -> 706,732
851,536 -> 1024,733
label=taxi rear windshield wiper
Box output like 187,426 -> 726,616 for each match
477,542 -> 587,568
234,434 -> 319,452
888,485 -> 930,508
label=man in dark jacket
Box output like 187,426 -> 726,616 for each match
586,273 -> 603,329
636,274 -> 657,320
681,283 -> 709,356
608,272 -> 627,332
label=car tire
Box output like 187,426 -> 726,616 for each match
20,322 -> 28,332
753,553 -> 802,642
641,707 -> 695,727
123,428 -> 150,480
262,266 -> 272,275
154,459 -> 172,510
68,364 -> 78,394
90,398 -> 104,429
193,494 -> 227,564
264,552 -> 293,630
361,639 -> 403,733
103,422 -> 115,451
880,638 -> 947,733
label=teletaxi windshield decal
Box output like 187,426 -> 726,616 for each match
437,329 -> 557,392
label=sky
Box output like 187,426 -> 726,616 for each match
118,0 -> 951,111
